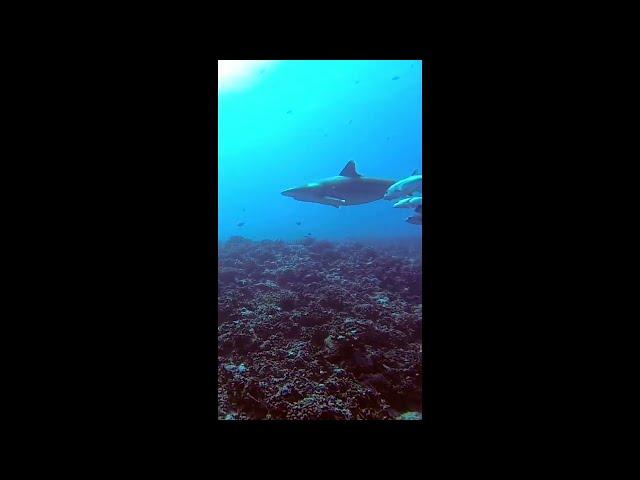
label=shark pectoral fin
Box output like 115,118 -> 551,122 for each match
323,196 -> 346,208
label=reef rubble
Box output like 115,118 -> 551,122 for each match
217,236 -> 422,420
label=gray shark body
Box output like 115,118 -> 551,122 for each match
281,161 -> 396,208
406,204 -> 423,225
384,170 -> 422,200
406,215 -> 422,225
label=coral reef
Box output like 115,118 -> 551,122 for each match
217,236 -> 422,420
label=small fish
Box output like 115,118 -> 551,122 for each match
392,76 -> 400,80
355,80 -> 360,84
296,221 -> 302,226
286,110 -> 292,114
237,222 -> 245,227
306,233 -> 312,236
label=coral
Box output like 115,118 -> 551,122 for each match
217,236 -> 422,420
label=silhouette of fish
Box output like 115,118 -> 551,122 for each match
392,76 -> 400,80
296,221 -> 302,226
286,110 -> 292,114
237,222 -> 245,227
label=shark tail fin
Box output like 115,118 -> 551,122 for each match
339,160 -> 362,177
411,169 -> 421,176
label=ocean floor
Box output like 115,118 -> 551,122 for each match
217,236 -> 422,420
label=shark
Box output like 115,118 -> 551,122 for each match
281,160 -> 396,208
405,204 -> 423,226
393,194 -> 422,209
384,170 -> 422,200
406,214 -> 422,225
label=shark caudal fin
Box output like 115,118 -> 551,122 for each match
339,160 -> 362,177
411,169 -> 421,176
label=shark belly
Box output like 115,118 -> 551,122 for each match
341,193 -> 385,205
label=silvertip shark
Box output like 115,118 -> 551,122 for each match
281,161 -> 396,208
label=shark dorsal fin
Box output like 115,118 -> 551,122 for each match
339,160 -> 361,177
412,169 -> 421,176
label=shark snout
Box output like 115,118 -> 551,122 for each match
281,188 -> 297,197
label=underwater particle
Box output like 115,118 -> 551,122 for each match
355,80 -> 360,84
306,233 -> 312,236
348,119 -> 352,124
286,110 -> 293,114
237,222 -> 245,227
296,221 -> 301,226
324,134 -> 328,137
392,76 -> 400,80
386,137 -> 390,141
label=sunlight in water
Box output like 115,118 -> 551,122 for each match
218,60 -> 276,93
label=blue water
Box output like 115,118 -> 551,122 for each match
218,60 -> 422,243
